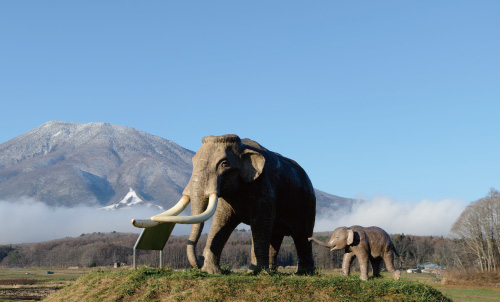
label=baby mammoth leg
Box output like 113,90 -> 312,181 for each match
370,257 -> 383,277
383,252 -> 401,280
358,255 -> 370,281
342,252 -> 356,277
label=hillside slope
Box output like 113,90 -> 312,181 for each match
0,121 -> 194,207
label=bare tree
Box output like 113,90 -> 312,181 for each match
451,188 -> 500,272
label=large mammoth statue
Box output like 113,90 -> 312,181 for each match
309,225 -> 400,281
133,134 -> 316,274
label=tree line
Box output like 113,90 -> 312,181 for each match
0,230 -> 458,271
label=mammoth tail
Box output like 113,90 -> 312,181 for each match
393,246 -> 400,257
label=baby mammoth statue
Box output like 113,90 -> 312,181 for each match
309,225 -> 400,281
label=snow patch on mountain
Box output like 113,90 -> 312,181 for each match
100,188 -> 164,211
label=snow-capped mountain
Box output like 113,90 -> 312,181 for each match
0,121 -> 194,208
100,188 -> 164,211
0,120 -> 356,214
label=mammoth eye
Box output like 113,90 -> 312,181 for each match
219,160 -> 230,169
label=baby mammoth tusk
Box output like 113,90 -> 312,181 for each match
131,195 -> 190,228
151,193 -> 218,224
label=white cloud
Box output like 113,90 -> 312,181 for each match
0,198 -> 195,244
315,196 -> 467,237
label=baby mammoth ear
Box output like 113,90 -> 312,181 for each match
347,228 -> 354,246
240,149 -> 265,182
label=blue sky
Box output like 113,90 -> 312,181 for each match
1,1 -> 499,205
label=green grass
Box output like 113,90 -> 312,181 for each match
0,267 -> 87,281
434,286 -> 500,302
45,267 -> 452,302
398,271 -> 500,302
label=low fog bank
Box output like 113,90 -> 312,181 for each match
1,196 -> 468,244
0,198 -> 195,244
315,196 -> 467,237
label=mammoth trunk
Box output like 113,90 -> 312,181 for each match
186,194 -> 212,269
187,222 -> 204,268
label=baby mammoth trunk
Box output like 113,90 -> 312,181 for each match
308,237 -> 333,248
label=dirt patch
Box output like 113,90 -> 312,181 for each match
0,286 -> 63,301
0,280 -> 69,301
0,278 -> 37,286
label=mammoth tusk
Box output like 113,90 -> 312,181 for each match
131,218 -> 162,228
154,195 -> 190,217
151,193 -> 218,224
131,195 -> 190,228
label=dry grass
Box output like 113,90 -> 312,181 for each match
442,269 -> 500,287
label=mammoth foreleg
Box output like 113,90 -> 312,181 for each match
202,202 -> 240,274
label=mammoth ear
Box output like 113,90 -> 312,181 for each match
240,149 -> 265,182
347,228 -> 354,246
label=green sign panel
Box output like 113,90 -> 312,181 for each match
134,222 -> 176,251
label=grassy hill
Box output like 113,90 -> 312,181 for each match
44,267 -> 451,302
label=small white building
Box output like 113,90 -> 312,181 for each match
406,269 -> 421,274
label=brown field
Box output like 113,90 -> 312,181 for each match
0,267 -> 88,301
390,270 -> 500,302
1,267 -> 500,301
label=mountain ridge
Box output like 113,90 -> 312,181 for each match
0,121 -> 355,213
0,121 -> 193,207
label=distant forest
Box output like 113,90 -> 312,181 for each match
0,230 -> 464,271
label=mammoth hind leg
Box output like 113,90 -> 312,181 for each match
383,252 -> 401,280
269,230 -> 285,271
291,232 -> 315,274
